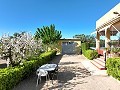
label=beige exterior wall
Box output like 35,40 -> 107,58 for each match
96,3 -> 120,28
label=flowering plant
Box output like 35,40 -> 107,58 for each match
0,32 -> 42,67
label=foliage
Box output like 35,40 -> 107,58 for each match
9,31 -> 26,39
81,42 -> 90,54
0,32 -> 42,67
89,42 -> 96,47
0,50 -> 57,90
111,47 -> 120,53
83,50 -> 98,60
106,57 -> 120,80
35,24 -> 62,51
81,42 -> 98,60
73,34 -> 95,43
100,40 -> 105,47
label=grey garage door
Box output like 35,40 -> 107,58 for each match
62,42 -> 76,54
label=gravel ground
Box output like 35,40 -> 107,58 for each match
13,55 -> 120,90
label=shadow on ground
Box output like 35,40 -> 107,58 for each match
49,55 -> 63,64
13,55 -> 91,90
59,62 -> 80,65
0,59 -> 7,69
47,65 -> 91,90
13,55 -> 63,90
0,63 -> 7,68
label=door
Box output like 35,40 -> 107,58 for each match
62,42 -> 76,54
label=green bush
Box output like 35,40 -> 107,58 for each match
0,50 -> 57,90
106,57 -> 120,80
81,42 -> 89,54
83,50 -> 98,60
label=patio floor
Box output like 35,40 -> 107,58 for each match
13,55 -> 120,90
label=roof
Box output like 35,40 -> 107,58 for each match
60,38 -> 80,41
96,3 -> 120,30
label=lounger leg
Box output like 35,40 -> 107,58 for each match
36,76 -> 41,86
50,73 -> 53,84
36,77 -> 39,86
46,75 -> 48,86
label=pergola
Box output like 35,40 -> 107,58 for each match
96,16 -> 120,50
91,3 -> 120,55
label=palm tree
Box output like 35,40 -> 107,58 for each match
35,24 -> 62,51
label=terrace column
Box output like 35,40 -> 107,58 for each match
96,31 -> 100,50
105,28 -> 110,49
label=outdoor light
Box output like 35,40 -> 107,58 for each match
113,11 -> 119,14
113,11 -> 120,16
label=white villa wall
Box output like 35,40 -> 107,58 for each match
96,3 -> 120,28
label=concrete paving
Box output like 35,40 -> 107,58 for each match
81,60 -> 107,75
13,54 -> 120,90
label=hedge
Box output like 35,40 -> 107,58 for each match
106,57 -> 120,80
0,50 -> 57,90
81,42 -> 89,54
83,50 -> 98,60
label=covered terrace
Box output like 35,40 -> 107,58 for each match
91,3 -> 120,55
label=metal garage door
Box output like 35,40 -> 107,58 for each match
62,42 -> 76,54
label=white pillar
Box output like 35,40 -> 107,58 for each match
105,28 -> 110,49
96,31 -> 100,50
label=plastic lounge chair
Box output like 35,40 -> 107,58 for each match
36,69 -> 49,86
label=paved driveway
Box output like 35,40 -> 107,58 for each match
13,55 -> 120,90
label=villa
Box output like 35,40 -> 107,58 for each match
92,3 -> 120,55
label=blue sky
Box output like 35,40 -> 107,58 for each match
0,0 -> 119,38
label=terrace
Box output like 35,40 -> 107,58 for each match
0,3 -> 120,90
91,3 -> 120,57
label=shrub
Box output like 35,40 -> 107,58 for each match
106,57 -> 120,80
0,50 -> 57,90
81,42 -> 89,54
84,50 -> 98,60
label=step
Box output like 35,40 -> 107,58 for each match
81,60 -> 107,75
96,58 -> 105,63
93,59 -> 105,67
91,60 -> 106,70
100,56 -> 105,60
